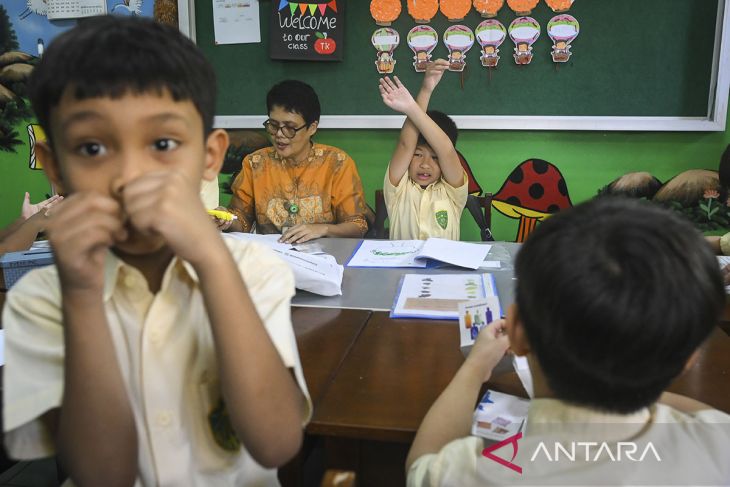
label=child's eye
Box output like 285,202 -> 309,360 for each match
153,139 -> 179,151
78,142 -> 107,157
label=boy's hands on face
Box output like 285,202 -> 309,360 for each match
421,59 -> 449,93
464,319 -> 511,383
121,169 -> 217,264
45,192 -> 126,293
379,76 -> 417,115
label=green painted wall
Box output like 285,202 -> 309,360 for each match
3,111 -> 729,242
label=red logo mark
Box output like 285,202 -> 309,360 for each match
481,432 -> 523,474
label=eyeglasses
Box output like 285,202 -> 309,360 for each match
263,119 -> 308,139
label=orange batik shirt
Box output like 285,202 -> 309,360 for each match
230,143 -> 369,235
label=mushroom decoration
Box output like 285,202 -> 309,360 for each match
407,0 -> 439,24
370,0 -> 402,26
492,159 -> 572,242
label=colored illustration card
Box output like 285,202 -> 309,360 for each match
372,27 -> 400,74
391,273 -> 498,320
548,14 -> 579,63
476,19 -> 507,67
472,390 -> 529,441
407,25 -> 439,72
509,16 -> 540,65
457,297 -> 502,347
443,25 -> 475,72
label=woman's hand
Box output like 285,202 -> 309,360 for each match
279,224 -> 329,244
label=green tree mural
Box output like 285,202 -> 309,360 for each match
0,5 -> 34,153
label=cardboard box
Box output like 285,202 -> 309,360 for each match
0,250 -> 54,290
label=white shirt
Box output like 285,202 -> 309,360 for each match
408,398 -> 730,486
3,238 -> 311,487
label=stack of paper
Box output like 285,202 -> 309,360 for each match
472,390 -> 529,442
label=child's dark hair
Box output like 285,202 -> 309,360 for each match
417,110 -> 458,148
597,172 -> 663,199
515,197 -> 723,414
266,80 -> 321,126
28,15 -> 217,142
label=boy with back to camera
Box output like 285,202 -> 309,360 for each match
407,197 -> 730,486
380,60 -> 468,240
2,16 -> 310,486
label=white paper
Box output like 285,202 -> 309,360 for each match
347,240 -> 427,268
213,0 -> 261,45
348,238 -> 491,270
224,233 -> 343,296
472,390 -> 529,441
513,355 -> 534,398
457,297 -> 503,348
392,273 -> 497,320
47,0 -> 106,19
416,238 -> 491,270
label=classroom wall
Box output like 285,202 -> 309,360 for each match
2,112 -> 729,242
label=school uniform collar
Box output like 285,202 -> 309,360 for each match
102,250 -> 199,300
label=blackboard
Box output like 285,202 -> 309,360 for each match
191,0 -> 730,131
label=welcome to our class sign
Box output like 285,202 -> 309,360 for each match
270,0 -> 345,61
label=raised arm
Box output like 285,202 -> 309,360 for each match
383,60 -> 449,186
380,75 -> 463,187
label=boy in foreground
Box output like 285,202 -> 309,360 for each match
3,16 -> 309,486
407,197 -> 730,485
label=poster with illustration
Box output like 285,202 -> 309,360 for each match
476,19 -> 506,68
407,25 -> 438,72
270,0 -> 344,61
443,25 -> 474,72
372,27 -> 399,74
0,1 -> 169,160
547,14 -> 579,63
508,16 -> 540,65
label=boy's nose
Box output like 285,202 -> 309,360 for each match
110,153 -> 144,198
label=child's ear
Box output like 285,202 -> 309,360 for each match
37,141 -> 67,195
202,129 -> 229,182
505,303 -> 531,356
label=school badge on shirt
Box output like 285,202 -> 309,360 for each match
435,210 -> 448,229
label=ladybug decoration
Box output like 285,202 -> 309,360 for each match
314,32 -> 337,55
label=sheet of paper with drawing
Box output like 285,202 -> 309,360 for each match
347,238 -> 491,269
391,273 -> 498,319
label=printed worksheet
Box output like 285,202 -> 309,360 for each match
213,0 -> 261,44
47,0 -> 106,19
391,273 -> 497,319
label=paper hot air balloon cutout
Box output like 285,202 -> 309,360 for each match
547,14 -> 579,62
473,0 -> 504,18
407,26 -> 439,72
370,0 -> 402,26
440,0 -> 472,21
545,0 -> 574,13
509,17 -> 540,65
506,0 -> 538,16
407,0 -> 439,24
476,19 -> 506,68
443,25 -> 475,72
372,27 -> 400,74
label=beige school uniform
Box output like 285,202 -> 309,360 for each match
384,170 -> 468,241
407,399 -> 730,486
3,238 -> 311,487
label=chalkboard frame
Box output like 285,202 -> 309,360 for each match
183,0 -> 730,132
